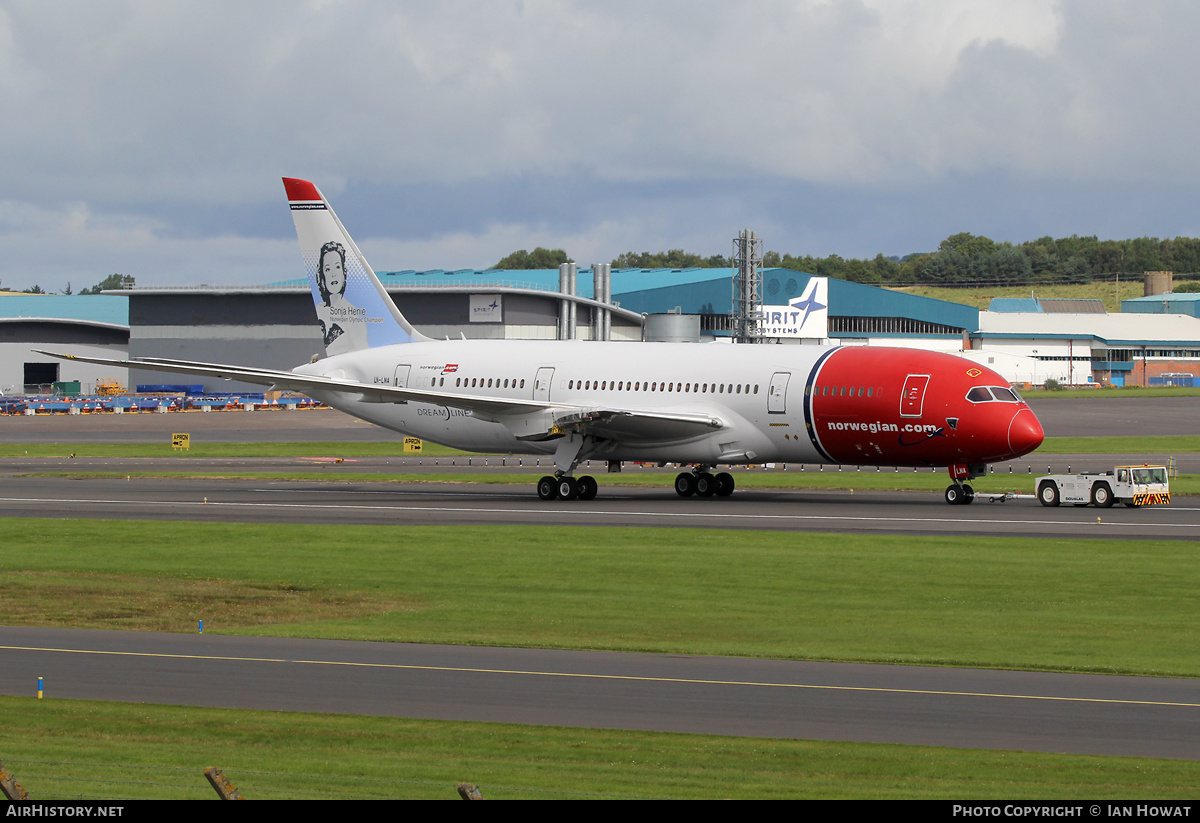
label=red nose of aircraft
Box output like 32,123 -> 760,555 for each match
1007,407 -> 1045,457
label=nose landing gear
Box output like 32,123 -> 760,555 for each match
944,462 -> 982,505
944,483 -> 975,505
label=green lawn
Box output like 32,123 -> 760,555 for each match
1028,386 -> 1200,399
890,281 -> 1145,313
1,698 -> 1195,800
0,441 -> 470,458
2,434 -> 1197,459
2,520 -> 1198,676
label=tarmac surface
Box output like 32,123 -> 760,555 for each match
3,627 -> 1197,760
0,475 -> 1196,540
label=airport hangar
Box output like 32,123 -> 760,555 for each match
0,294 -> 129,395
6,269 -> 1200,394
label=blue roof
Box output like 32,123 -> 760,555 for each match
221,267 -> 982,330
1122,293 -> 1200,318
989,297 -> 1042,312
0,294 -> 128,326
826,278 -> 978,327
264,267 -> 738,306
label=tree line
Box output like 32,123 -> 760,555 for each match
4,274 -> 135,295
493,233 -> 1200,288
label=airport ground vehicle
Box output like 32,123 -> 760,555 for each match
1035,465 -> 1170,508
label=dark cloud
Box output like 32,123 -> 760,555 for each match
1,1 -> 1198,288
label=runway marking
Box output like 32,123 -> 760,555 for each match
2,643 -> 1198,709
0,495 -> 1198,531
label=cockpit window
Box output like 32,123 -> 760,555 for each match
967,386 -> 1021,403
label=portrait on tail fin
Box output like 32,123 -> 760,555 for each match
313,240 -> 367,355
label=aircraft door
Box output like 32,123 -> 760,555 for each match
394,365 -> 411,388
768,372 -> 791,414
900,374 -> 930,417
533,367 -> 554,401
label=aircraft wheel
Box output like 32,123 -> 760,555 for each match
537,475 -> 558,501
1091,482 -> 1115,508
557,476 -> 579,501
944,484 -> 963,505
962,484 -> 975,505
695,472 -> 717,497
674,472 -> 696,497
714,472 -> 735,497
577,475 -> 598,501
1038,481 -> 1060,507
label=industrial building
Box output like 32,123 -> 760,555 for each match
0,294 -> 128,395
6,263 -> 1200,394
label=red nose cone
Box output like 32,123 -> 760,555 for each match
1007,408 -> 1045,457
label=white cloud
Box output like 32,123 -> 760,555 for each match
0,199 -> 294,289
1,0 -> 1200,288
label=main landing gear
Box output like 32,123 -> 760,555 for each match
536,433 -> 601,501
674,468 -> 735,499
537,473 -> 598,501
534,467 -> 736,501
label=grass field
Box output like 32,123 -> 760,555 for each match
891,281 -> 1145,313
0,440 -> 472,458
3,520 -> 1197,676
1026,386 -> 1200,398
2,433 -> 1197,459
2,697 -> 1197,800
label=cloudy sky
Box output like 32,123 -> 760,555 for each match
2,0 -> 1199,290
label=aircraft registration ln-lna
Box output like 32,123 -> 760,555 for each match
43,178 -> 1045,505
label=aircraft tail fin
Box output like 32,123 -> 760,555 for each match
283,178 -> 430,354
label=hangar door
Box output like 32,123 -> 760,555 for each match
24,362 -> 59,388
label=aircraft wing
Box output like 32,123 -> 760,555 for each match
35,351 -> 723,442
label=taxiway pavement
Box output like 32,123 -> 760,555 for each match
3,626 -> 1196,760
0,475 -> 1196,540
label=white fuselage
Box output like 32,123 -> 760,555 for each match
297,338 -> 831,464
294,336 -> 1045,473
